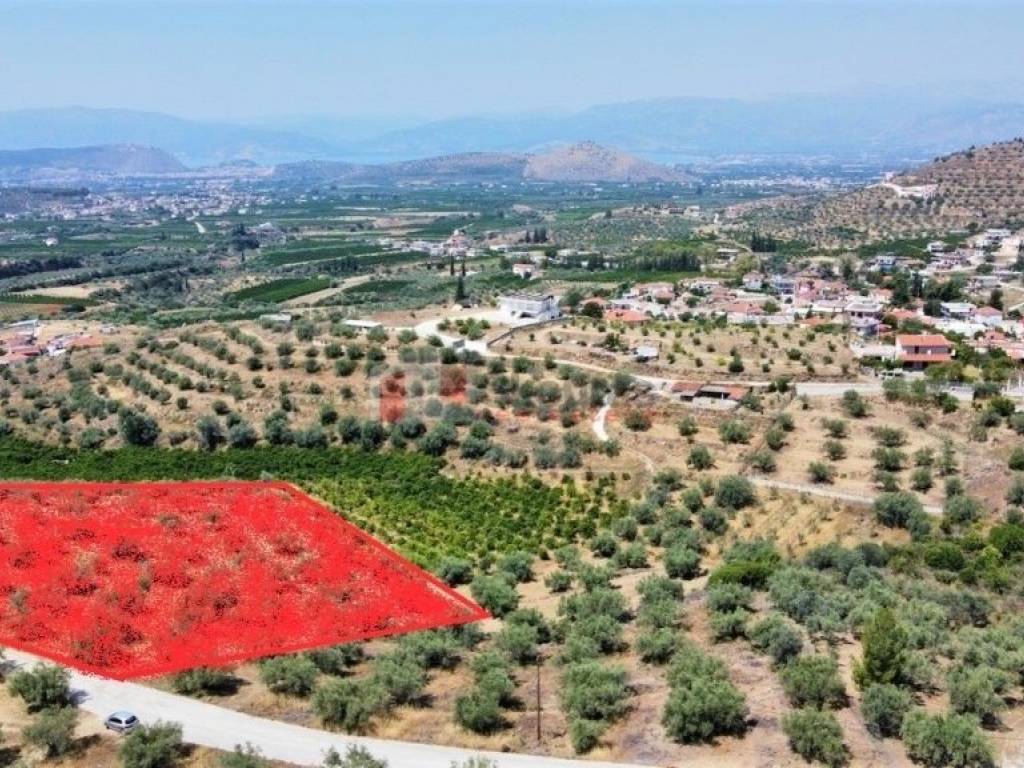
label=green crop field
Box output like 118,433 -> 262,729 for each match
260,242 -> 381,266
226,277 -> 331,304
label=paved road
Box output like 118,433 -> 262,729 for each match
3,650 -> 645,768
750,477 -> 942,516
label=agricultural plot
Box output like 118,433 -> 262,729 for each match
0,480 -> 487,678
225,277 -> 331,304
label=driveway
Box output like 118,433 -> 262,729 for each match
3,649 -> 647,768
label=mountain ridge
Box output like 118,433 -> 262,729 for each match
3,91 -> 1024,166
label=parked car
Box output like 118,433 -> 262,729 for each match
104,711 -> 140,734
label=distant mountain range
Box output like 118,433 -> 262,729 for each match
274,142 -> 691,184
0,144 -> 185,179
1,89 -> 1024,167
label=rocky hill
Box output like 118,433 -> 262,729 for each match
273,142 -> 687,184
0,144 -> 186,179
750,138 -> 1024,247
523,141 -> 687,182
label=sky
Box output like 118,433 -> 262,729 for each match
2,0 -> 1024,121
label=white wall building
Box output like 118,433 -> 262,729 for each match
498,293 -> 561,321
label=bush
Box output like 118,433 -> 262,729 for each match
853,608 -> 907,689
947,665 -> 1009,724
718,419 -> 751,444
322,746 -> 389,768
873,492 -> 923,529
707,583 -> 753,614
171,667 -> 237,696
22,706 -> 77,757
470,574 -> 519,618
560,662 -> 630,754
901,709 -> 994,768
437,557 -> 473,586
840,390 -> 868,418
780,655 -> 846,709
688,444 -> 714,470
861,683 -> 912,739
710,608 -> 748,641
662,642 -> 748,743
623,409 -> 652,431
220,743 -> 271,768
637,627 -> 678,664
120,721 -> 185,768
455,688 -> 505,734
664,544 -> 702,579
306,644 -> 364,676
808,461 -> 837,484
259,655 -> 319,697
714,475 -> 756,510
372,651 -> 427,706
782,708 -> 848,768
497,551 -> 535,583
7,664 -> 71,711
119,409 -> 161,447
749,448 -> 776,472
944,495 -> 983,526
312,678 -> 384,732
749,613 -> 803,666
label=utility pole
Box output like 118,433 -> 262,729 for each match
535,657 -> 542,744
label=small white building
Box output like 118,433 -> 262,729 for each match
632,345 -> 659,362
512,263 -> 539,280
499,292 -> 561,321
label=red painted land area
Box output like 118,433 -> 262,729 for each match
0,481 -> 487,679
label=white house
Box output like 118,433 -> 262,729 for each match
499,292 -> 561,321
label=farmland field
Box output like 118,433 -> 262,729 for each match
0,480 -> 486,678
225,277 -> 331,304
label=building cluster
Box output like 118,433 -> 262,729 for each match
0,319 -> 105,366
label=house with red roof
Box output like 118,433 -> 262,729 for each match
896,333 -> 953,369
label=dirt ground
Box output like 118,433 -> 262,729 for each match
770,394 -> 1019,521
500,319 -> 858,381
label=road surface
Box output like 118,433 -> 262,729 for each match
3,649 -> 645,768
592,395 -> 612,441
750,477 -> 942,516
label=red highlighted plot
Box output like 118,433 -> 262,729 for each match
0,481 -> 488,679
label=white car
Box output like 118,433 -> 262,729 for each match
104,711 -> 140,734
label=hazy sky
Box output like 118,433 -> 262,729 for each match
2,0 -> 1023,120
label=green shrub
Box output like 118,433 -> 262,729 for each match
22,706 -> 77,758
782,708 -> 848,768
259,655 -> 319,697
560,662 -> 630,754
637,627 -> 678,664
171,666 -> 237,696
437,557 -> 473,586
313,678 -> 385,732
947,665 -> 1010,724
853,608 -> 907,689
662,642 -> 748,743
120,721 -> 185,768
219,743 -> 271,768
749,613 -> 803,665
861,683 -> 911,739
900,709 -> 994,768
372,651 -> 427,706
714,475 -> 756,510
470,574 -> 519,618
7,664 -> 71,711
780,655 -> 846,709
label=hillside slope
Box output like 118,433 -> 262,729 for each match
0,144 -> 186,178
751,138 -> 1024,247
274,142 -> 686,184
